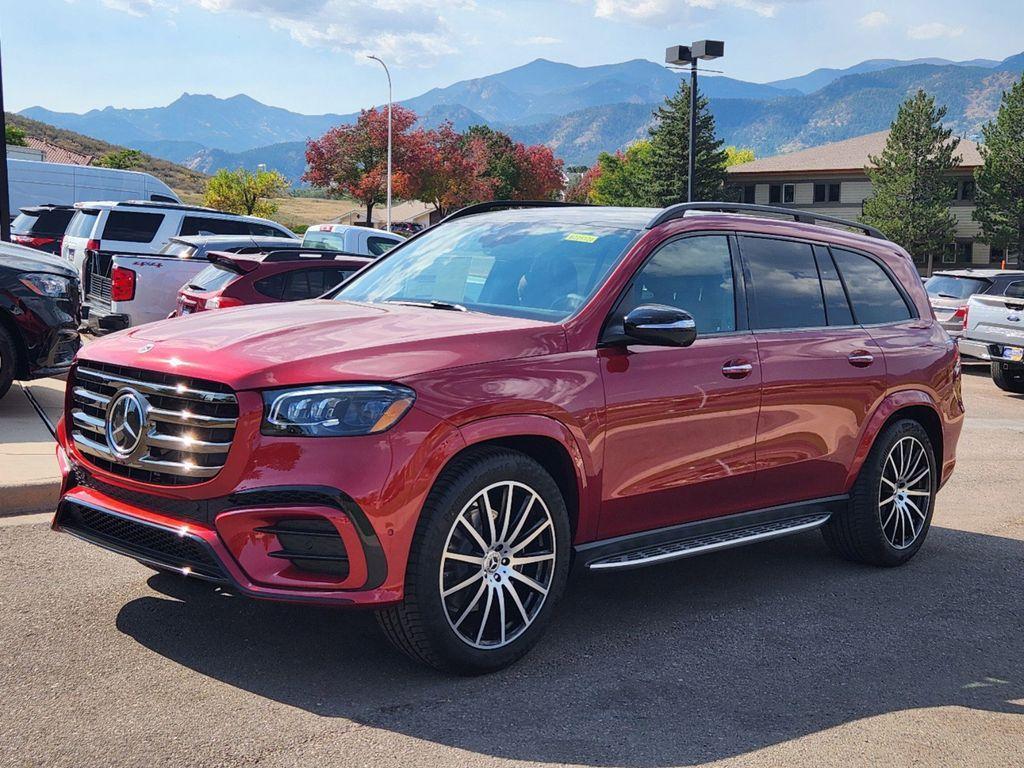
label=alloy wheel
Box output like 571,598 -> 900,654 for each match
439,480 -> 557,649
878,435 -> 932,550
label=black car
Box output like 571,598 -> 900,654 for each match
11,204 -> 77,255
0,240 -> 81,399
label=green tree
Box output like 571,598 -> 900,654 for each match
724,146 -> 755,167
973,74 -> 1024,263
589,141 -> 655,206
94,148 -> 144,170
647,82 -> 728,205
203,168 -> 288,218
862,90 -> 960,275
5,124 -> 27,146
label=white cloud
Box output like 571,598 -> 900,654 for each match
907,21 -> 965,40
858,10 -> 889,29
101,0 -> 164,15
516,36 -> 562,46
592,0 -> 780,24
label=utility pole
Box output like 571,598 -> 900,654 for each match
367,55 -> 392,232
0,37 -> 11,242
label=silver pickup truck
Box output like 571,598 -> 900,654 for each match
960,280 -> 1024,393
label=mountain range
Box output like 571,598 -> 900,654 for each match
20,52 -> 1024,184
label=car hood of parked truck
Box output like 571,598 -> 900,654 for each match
77,300 -> 567,390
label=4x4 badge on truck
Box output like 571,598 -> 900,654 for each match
106,389 -> 148,460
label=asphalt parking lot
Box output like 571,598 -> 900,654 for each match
1,368 -> 1021,768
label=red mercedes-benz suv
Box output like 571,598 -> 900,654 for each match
53,202 -> 964,673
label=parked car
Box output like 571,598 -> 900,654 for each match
959,280 -> 1024,392
0,240 -> 80,400
11,204 -> 77,255
172,248 -> 371,316
301,223 -> 403,255
924,269 -> 1024,344
6,158 -> 178,221
60,202 -> 297,331
53,201 -> 963,674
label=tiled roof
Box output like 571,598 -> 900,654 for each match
728,130 -> 984,175
25,138 -> 94,166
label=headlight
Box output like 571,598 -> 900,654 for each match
261,384 -> 415,437
19,273 -> 72,298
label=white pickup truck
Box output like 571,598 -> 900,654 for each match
960,280 -> 1024,393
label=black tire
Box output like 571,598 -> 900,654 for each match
991,361 -> 1024,393
822,419 -> 936,567
376,447 -> 571,674
0,324 -> 16,401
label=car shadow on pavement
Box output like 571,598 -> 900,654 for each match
115,526 -> 1024,766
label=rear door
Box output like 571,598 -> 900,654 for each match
739,235 -> 885,507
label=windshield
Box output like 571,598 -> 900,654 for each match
334,218 -> 639,321
925,275 -> 988,300
302,230 -> 350,251
159,241 -> 199,258
66,210 -> 99,239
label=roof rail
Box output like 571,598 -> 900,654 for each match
647,202 -> 886,239
113,200 -> 229,214
440,200 -> 591,225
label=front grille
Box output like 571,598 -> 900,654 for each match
59,500 -> 226,581
69,362 -> 239,486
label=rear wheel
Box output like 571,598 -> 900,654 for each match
991,361 -> 1024,393
377,447 -> 571,674
0,325 -> 17,401
822,419 -> 936,566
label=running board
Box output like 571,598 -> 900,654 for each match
576,496 -> 845,572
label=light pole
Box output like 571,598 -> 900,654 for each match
0,36 -> 11,242
666,40 -> 724,203
367,55 -> 392,232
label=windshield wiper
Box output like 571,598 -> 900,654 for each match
385,299 -> 469,312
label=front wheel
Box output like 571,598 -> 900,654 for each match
991,361 -> 1024,393
377,447 -> 571,674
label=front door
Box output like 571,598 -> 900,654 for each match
598,234 -> 761,539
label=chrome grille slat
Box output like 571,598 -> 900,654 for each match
69,363 -> 238,486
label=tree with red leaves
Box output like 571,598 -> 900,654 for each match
418,123 -> 495,217
304,105 -> 431,225
463,126 -> 564,201
565,164 -> 602,203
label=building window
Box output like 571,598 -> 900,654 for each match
814,183 -> 841,203
960,179 -> 975,201
991,246 -> 1005,265
783,184 -> 795,204
946,240 -> 973,264
743,185 -> 756,204
769,184 -> 782,204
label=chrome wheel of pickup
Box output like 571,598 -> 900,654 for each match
439,480 -> 556,650
879,435 -> 932,550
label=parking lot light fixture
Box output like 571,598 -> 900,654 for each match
665,40 -> 725,203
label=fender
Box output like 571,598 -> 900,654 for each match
453,413 -> 600,542
845,389 -> 941,490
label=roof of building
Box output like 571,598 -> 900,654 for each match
728,130 -> 984,176
336,200 -> 435,224
25,137 -> 94,166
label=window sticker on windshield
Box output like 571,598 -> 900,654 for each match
565,233 -> 598,244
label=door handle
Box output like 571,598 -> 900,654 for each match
722,360 -> 754,379
848,351 -> 875,367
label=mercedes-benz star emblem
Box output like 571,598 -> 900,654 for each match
106,389 -> 148,460
138,343 -> 155,354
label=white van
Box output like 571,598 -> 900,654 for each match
6,159 -> 180,219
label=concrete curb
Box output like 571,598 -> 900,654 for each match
0,480 -> 60,518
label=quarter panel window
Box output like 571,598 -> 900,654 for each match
740,236 -> 826,330
367,236 -> 399,256
620,235 -> 736,334
831,248 -> 912,324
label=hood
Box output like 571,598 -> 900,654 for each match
79,300 -> 566,390
0,241 -> 78,278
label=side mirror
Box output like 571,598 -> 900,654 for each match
623,304 -> 697,347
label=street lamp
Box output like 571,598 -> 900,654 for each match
367,55 -> 393,233
666,40 -> 724,203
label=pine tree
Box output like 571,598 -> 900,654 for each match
647,81 -> 728,205
862,90 -> 960,275
974,74 -> 1024,263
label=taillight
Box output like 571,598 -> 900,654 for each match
962,304 -> 969,330
111,266 -> 136,302
949,305 -> 969,330
86,238 -> 100,253
12,235 -> 56,249
206,295 -> 243,310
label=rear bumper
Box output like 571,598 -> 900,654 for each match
85,297 -> 129,332
958,337 -> 991,360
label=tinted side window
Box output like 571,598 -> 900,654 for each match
180,216 -> 247,236
103,211 -> 163,243
254,274 -> 285,300
740,236 -> 825,330
249,223 -> 286,237
813,245 -> 854,326
832,248 -> 912,324
621,235 -> 736,334
281,270 -> 320,301
367,236 -> 399,256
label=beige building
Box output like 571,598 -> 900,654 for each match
726,131 -> 1004,272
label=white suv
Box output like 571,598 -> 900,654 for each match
61,201 -> 296,330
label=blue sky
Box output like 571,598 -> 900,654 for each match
2,0 -> 1021,114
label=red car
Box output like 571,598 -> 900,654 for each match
53,201 -> 963,673
173,248 -> 371,315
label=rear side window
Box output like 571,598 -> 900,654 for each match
279,268 -> 349,301
103,211 -> 163,243
66,211 -> 99,239
832,248 -> 913,325
249,223 -> 287,238
740,236 -> 825,330
186,264 -> 238,292
367,236 -> 399,256
813,245 -> 854,326
180,216 -> 247,236
254,273 -> 285,300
